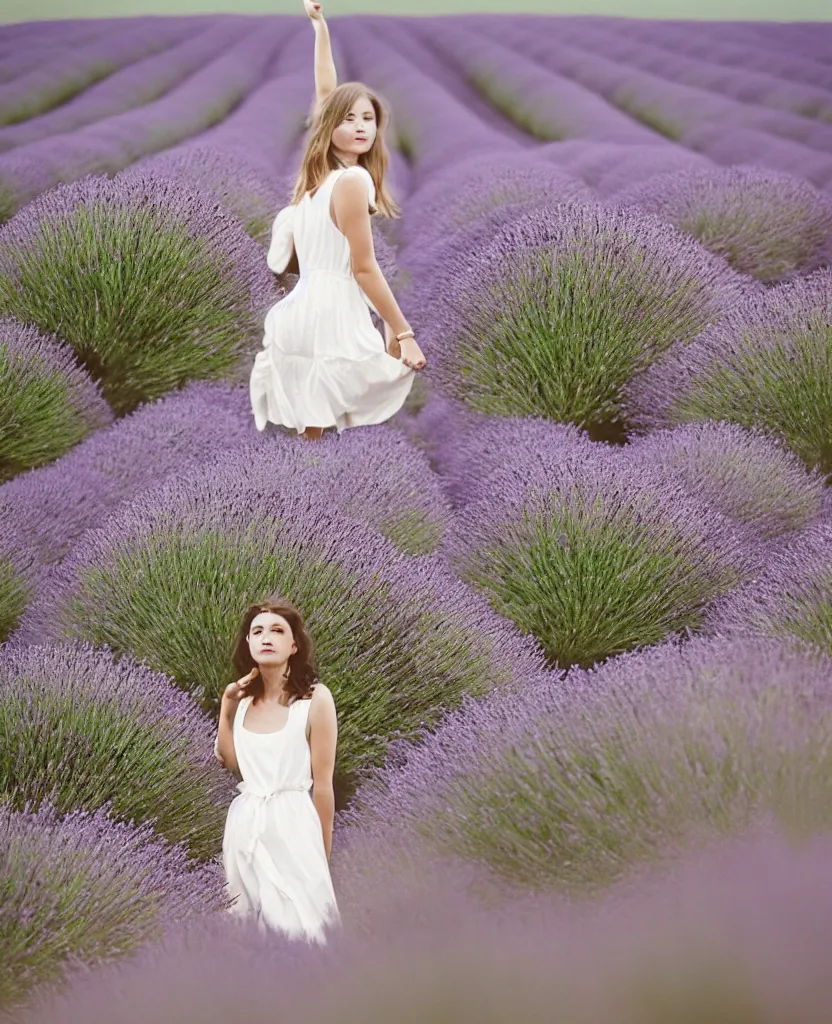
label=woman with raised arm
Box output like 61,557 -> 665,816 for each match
249,0 -> 426,442
217,598 -> 340,944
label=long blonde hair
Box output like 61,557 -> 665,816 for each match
291,82 -> 400,219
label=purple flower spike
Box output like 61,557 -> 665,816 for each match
626,421 -> 825,541
0,317 -> 112,481
0,172 -> 275,414
0,520 -> 41,643
0,801 -> 224,1008
625,268 -> 832,476
707,518 -> 832,658
446,442 -> 755,667
615,165 -> 832,283
0,641 -> 233,858
344,635 -> 832,895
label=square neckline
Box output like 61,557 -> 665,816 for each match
240,695 -> 295,737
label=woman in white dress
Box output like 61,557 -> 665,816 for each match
215,598 -> 340,944
249,0 -> 427,441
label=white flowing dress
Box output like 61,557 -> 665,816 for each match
221,695 -> 340,944
250,165 -> 413,434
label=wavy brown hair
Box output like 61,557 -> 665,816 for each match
291,81 -> 400,219
232,598 -> 318,703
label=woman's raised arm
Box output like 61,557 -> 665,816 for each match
303,0 -> 337,122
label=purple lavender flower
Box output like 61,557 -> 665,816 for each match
401,152 -> 590,251
446,442 -> 754,667
615,166 -> 832,283
0,641 -> 232,858
14,456 -> 544,784
0,381 -> 257,567
535,138 -> 710,197
138,145 -> 282,246
415,19 -> 660,146
0,19 -> 191,128
707,519 -> 832,657
414,202 -> 747,434
625,268 -> 832,476
0,21 -> 246,154
472,17 -> 832,190
0,24 -> 284,222
0,172 -> 275,414
0,317 -> 112,480
626,421 -> 825,541
0,521 -> 40,643
345,635 -> 832,895
0,801 -> 224,1008
19,826 -> 832,1024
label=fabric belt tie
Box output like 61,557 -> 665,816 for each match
236,780 -> 312,860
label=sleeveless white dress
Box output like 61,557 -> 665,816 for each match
249,165 -> 414,434
221,694 -> 340,944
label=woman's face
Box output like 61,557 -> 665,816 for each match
248,612 -> 297,667
331,95 -> 377,158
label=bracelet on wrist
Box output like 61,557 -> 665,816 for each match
395,329 -> 415,342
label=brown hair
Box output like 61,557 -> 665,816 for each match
232,598 -> 318,703
291,81 -> 401,219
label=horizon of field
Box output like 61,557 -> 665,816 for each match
3,0 -> 832,25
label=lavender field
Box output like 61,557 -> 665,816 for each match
2,11 -> 832,1021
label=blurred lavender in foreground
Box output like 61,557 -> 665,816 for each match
344,636 -> 832,895
18,827 -> 832,1024
0,317 -> 112,481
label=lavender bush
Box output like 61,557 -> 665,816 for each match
22,827 -> 832,1024
401,152 -> 589,250
416,202 -> 746,436
448,444 -> 752,667
0,802 -> 224,1009
615,166 -> 832,283
708,520 -> 832,657
0,524 -> 39,643
0,318 -> 112,481
0,643 -> 231,858
0,381 -> 256,567
14,467 -> 543,784
627,421 -> 825,541
0,173 -> 274,414
347,637 -> 832,894
626,269 -> 832,476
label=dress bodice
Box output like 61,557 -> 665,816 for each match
233,695 -> 313,797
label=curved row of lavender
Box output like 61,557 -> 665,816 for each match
1,12 -> 832,1015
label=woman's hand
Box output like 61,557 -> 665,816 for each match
223,668 -> 258,703
303,0 -> 324,20
400,336 -> 427,371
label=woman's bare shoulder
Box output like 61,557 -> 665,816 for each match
308,682 -> 335,706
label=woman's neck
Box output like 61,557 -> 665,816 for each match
258,663 -> 291,702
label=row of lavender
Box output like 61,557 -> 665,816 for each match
1,12 -> 832,1019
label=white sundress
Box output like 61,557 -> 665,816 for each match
221,694 -> 340,944
250,165 -> 414,434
